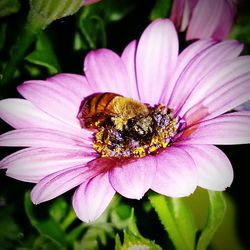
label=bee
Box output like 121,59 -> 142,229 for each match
77,92 -> 149,131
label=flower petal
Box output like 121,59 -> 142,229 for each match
121,40 -> 139,99
73,173 -> 115,222
1,147 -> 95,182
180,144 -> 233,191
109,157 -> 157,199
170,0 -> 186,30
151,146 -> 197,197
180,111 -> 250,145
180,56 -> 250,124
0,128 -> 92,149
83,0 -> 101,5
181,56 -> 250,114
186,0 -> 225,40
161,39 -> 217,105
136,19 -> 178,104
235,100 -> 250,111
167,40 -> 243,112
17,74 -> 89,128
211,0 -> 236,40
84,49 -> 131,96
184,72 -> 250,126
0,98 -> 81,135
46,73 -> 93,104
31,166 -> 93,204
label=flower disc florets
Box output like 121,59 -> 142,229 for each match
94,104 -> 179,158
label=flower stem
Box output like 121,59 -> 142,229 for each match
148,193 -> 194,250
196,191 -> 226,250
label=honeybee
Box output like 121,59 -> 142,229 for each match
77,92 -> 149,131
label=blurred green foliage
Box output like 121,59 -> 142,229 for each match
0,0 -> 20,17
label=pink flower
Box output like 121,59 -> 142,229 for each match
83,0 -> 101,5
1,19 -> 250,222
170,0 -> 238,40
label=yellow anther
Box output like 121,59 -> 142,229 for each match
133,147 -> 146,157
149,146 -> 157,152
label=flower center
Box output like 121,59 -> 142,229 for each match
78,93 -> 182,158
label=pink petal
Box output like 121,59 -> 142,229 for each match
0,99 -> 81,135
180,144 -> 233,191
18,74 -> 90,128
136,19 -> 178,104
181,56 -> 250,113
179,0 -> 199,31
235,100 -> 250,111
47,73 -> 94,101
212,0 -> 236,40
170,0 -> 186,30
151,146 -> 197,197
184,72 -> 250,125
73,173 -> 115,222
84,49 -> 131,96
180,111 -> 250,144
121,40 -> 140,100
168,40 -> 243,112
31,166 -> 93,204
161,39 -> 217,105
1,147 -> 95,183
0,128 -> 92,149
109,157 -> 157,199
186,0 -> 225,40
83,0 -> 101,5
178,56 -> 250,123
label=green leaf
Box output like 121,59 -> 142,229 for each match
33,235 -> 62,250
25,32 -> 61,74
75,7 -> 107,50
119,231 -> 162,250
73,223 -> 115,250
0,0 -> 20,17
115,207 -> 162,250
24,191 -> 67,249
170,198 -> 196,250
74,0 -> 133,51
115,234 -> 122,250
212,193 -> 244,250
127,208 -> 141,237
103,0 -> 134,22
150,0 -> 172,20
29,0 -> 83,29
196,191 -> 226,250
110,203 -> 131,230
148,192 -> 196,250
48,197 -> 68,224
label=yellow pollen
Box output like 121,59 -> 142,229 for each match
92,104 -> 179,158
133,147 -> 146,157
149,145 -> 157,153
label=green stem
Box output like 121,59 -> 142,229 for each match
61,209 -> 77,230
0,11 -> 45,87
148,193 -> 191,250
